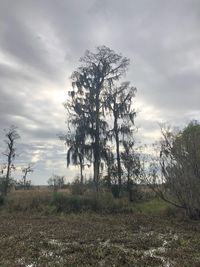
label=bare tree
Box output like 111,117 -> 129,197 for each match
2,126 -> 20,195
48,174 -> 65,191
21,164 -> 34,189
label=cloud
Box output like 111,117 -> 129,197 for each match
0,0 -> 199,183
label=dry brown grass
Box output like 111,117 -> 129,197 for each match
5,190 -> 52,212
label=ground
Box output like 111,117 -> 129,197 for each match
0,213 -> 200,267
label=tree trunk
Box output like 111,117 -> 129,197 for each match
93,90 -> 100,192
94,153 -> 100,192
127,168 -> 133,201
79,157 -> 83,184
107,165 -> 112,189
4,153 -> 12,196
23,172 -> 27,190
127,168 -> 130,191
114,116 -> 122,197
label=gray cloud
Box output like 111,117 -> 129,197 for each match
0,0 -> 199,183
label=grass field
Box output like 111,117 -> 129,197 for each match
0,191 -> 200,266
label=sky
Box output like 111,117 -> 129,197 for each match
0,0 -> 199,184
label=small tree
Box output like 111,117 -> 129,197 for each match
150,121 -> 200,219
21,164 -> 34,190
2,126 -> 20,195
121,141 -> 141,201
48,175 -> 65,191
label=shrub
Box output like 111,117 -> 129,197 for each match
51,192 -> 83,212
0,195 -> 4,206
159,121 -> 200,219
111,184 -> 120,198
50,191 -> 133,214
71,180 -> 85,195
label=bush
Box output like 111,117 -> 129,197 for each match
111,184 -> 120,198
159,121 -> 200,219
0,195 -> 4,206
51,192 -> 82,212
71,180 -> 85,195
50,192 -> 133,214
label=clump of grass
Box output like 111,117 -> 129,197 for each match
134,197 -> 185,218
134,198 -> 171,215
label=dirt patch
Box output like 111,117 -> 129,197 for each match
0,213 -> 199,266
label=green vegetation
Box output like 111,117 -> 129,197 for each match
0,187 -> 187,218
133,198 -> 170,214
151,121 -> 200,219
1,190 -> 150,215
50,192 -> 133,213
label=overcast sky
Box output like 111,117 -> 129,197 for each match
0,0 -> 199,184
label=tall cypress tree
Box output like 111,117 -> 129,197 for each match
66,46 -> 129,191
